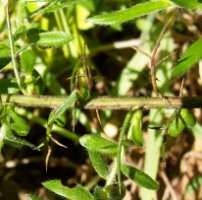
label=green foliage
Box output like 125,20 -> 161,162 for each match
121,164 -> 159,190
168,109 -> 196,137
47,90 -> 78,125
21,49 -> 36,74
42,180 -> 94,200
0,0 -> 201,199
172,39 -> 202,77
0,79 -> 19,94
79,134 -> 118,154
0,40 -> 13,69
88,150 -> 108,179
127,109 -> 143,146
27,30 -> 73,48
88,1 -> 172,25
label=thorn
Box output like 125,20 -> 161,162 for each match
50,137 -> 68,149
45,145 -> 51,172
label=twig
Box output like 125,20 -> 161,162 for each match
2,95 -> 202,109
160,171 -> 178,200
150,15 -> 174,97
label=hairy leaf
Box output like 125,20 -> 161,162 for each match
80,134 -> 118,154
27,30 -> 73,48
89,150 -> 108,179
42,180 -> 93,200
88,1 -> 172,25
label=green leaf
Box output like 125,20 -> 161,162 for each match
21,49 -> 36,74
167,111 -> 185,137
0,41 -> 11,69
42,180 -> 93,200
121,164 -> 159,190
79,134 -> 118,155
48,90 -> 78,125
180,109 -> 196,127
168,109 -> 196,137
4,131 -> 37,149
170,0 -> 197,9
172,39 -> 202,77
88,1 -> 172,25
127,110 -> 143,146
23,69 -> 44,95
89,150 -> 108,179
0,79 -> 19,94
94,187 -> 109,200
27,30 -> 73,48
105,184 -> 125,200
9,110 -> 30,136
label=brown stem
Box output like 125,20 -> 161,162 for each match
2,95 -> 202,110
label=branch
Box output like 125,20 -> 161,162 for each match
2,95 -> 202,110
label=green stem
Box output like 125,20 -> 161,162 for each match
15,107 -> 79,142
106,161 -> 118,186
117,110 -> 133,191
6,3 -> 23,91
58,9 -> 78,57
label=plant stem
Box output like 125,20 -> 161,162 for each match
15,107 -> 79,142
106,161 -> 118,186
85,96 -> 202,109
6,3 -> 22,91
117,110 -> 133,191
2,95 -> 202,109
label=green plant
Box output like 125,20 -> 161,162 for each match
1,0 -> 202,199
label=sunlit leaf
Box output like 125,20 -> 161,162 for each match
27,30 -> 73,48
172,39 -> 202,77
80,134 -> 118,155
0,40 -> 11,69
180,109 -> 196,127
21,49 -> 36,74
89,150 -> 108,179
42,180 -> 94,200
88,1 -> 172,25
121,164 -> 159,190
